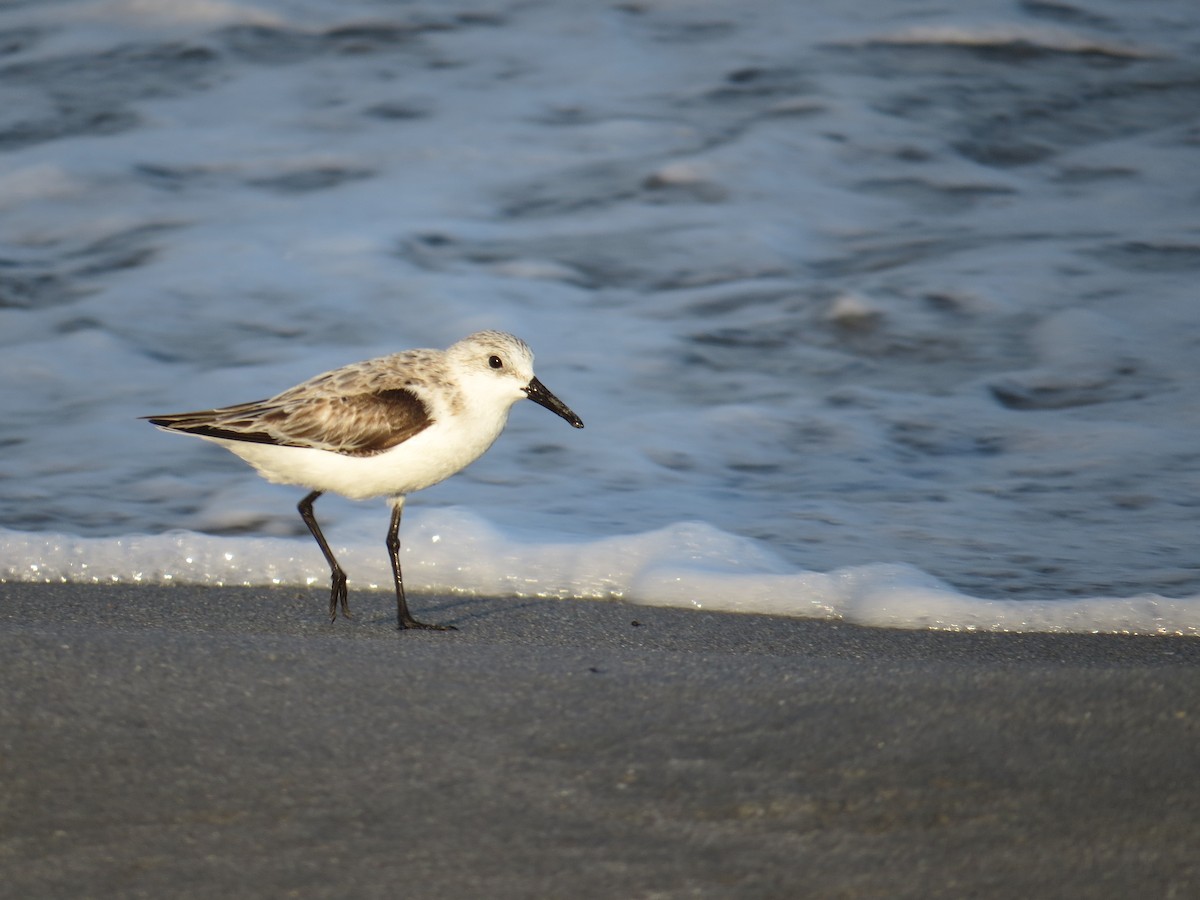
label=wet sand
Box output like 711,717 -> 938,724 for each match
1,583 -> 1197,899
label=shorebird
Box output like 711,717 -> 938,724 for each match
145,331 -> 584,630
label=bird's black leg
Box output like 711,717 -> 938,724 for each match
387,500 -> 455,632
297,491 -> 350,622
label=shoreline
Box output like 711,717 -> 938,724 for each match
2,583 -> 1198,898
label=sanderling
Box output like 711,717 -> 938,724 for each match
145,331 -> 584,630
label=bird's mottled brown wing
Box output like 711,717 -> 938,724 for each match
266,388 -> 433,455
146,387 -> 433,456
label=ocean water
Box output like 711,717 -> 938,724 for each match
2,0 -> 1198,633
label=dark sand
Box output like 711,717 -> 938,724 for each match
1,583 -> 1197,899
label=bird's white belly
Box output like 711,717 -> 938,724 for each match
212,413 -> 507,501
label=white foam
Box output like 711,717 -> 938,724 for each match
45,0 -> 282,29
852,23 -> 1158,58
0,164 -> 83,209
3,516 -> 1197,636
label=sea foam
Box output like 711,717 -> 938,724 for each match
3,514 -> 1196,635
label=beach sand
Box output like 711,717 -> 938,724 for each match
2,583 -> 1197,899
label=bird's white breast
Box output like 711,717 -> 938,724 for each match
213,391 -> 514,501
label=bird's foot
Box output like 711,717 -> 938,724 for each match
328,572 -> 350,622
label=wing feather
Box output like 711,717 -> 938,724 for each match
146,387 -> 432,456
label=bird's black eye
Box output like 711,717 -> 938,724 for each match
488,355 -> 503,369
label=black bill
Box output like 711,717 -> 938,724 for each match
524,377 -> 584,429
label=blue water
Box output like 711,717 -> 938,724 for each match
2,0 -> 1198,632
